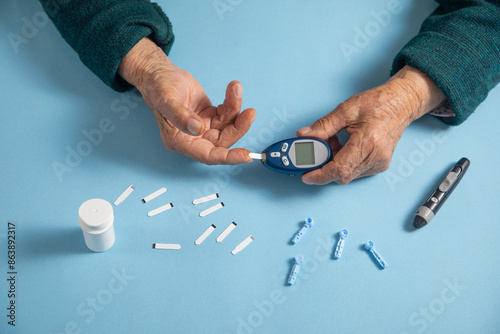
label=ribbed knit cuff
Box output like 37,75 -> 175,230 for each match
42,0 -> 174,92
392,31 -> 492,125
81,2 -> 175,91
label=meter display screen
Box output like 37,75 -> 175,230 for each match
294,142 -> 315,166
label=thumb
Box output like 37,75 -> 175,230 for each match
297,109 -> 347,140
159,98 -> 206,136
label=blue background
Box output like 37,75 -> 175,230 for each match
1,1 -> 499,333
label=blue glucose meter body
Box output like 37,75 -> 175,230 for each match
261,137 -> 332,175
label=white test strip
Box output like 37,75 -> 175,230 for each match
217,222 -> 237,243
249,153 -> 265,160
147,203 -> 174,217
142,187 -> 167,203
231,235 -> 255,255
192,193 -> 219,205
153,243 -> 181,250
114,185 -> 135,206
195,224 -> 216,245
199,202 -> 225,217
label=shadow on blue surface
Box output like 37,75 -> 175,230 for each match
0,1 -> 102,97
22,227 -> 89,257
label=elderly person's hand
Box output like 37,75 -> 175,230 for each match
118,37 -> 256,165
297,65 -> 446,185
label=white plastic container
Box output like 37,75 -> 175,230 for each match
78,199 -> 115,252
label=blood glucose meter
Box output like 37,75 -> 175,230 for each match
259,137 -> 332,175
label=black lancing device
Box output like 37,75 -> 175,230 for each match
413,157 -> 470,228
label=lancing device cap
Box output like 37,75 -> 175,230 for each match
78,199 -> 115,252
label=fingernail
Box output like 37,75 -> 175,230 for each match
249,111 -> 257,123
302,178 -> 315,185
187,118 -> 203,136
235,84 -> 242,98
298,126 -> 312,135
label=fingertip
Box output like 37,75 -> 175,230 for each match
234,83 -> 242,98
238,148 -> 253,163
227,80 -> 242,97
220,81 -> 243,124
302,177 -> 315,185
242,149 -> 254,163
297,126 -> 312,137
248,109 -> 257,123
227,148 -> 254,165
301,171 -> 317,185
229,80 -> 241,87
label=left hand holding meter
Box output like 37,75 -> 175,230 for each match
293,66 -> 447,185
249,137 -> 332,175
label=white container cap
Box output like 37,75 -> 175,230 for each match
78,199 -> 115,252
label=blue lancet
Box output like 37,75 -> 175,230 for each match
365,240 -> 388,269
288,255 -> 304,285
334,229 -> 349,259
292,218 -> 314,244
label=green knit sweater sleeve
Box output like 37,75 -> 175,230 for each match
392,0 -> 500,125
39,0 -> 174,92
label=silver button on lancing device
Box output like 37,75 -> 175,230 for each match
249,137 -> 332,175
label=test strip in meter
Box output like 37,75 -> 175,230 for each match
147,203 -> 174,217
192,193 -> 219,205
249,153 -> 265,160
114,185 -> 135,206
217,222 -> 237,243
199,202 -> 224,217
153,243 -> 181,250
142,187 -> 167,203
195,225 -> 216,245
231,235 -> 255,255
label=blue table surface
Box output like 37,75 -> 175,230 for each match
1,1 -> 499,333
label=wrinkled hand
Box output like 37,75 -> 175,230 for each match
297,65 -> 446,185
118,38 -> 256,165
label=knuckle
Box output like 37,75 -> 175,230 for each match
336,100 -> 357,119
162,141 -> 173,152
367,130 -> 384,148
321,171 -> 335,185
336,165 -> 352,180
205,156 -> 218,165
336,178 -> 351,185
314,116 -> 331,130
160,137 -> 174,151
378,150 -> 393,164
196,152 -> 212,165
336,101 -> 350,113
377,156 -> 392,173
195,156 -> 211,165
379,163 -> 390,173
160,95 -> 178,110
